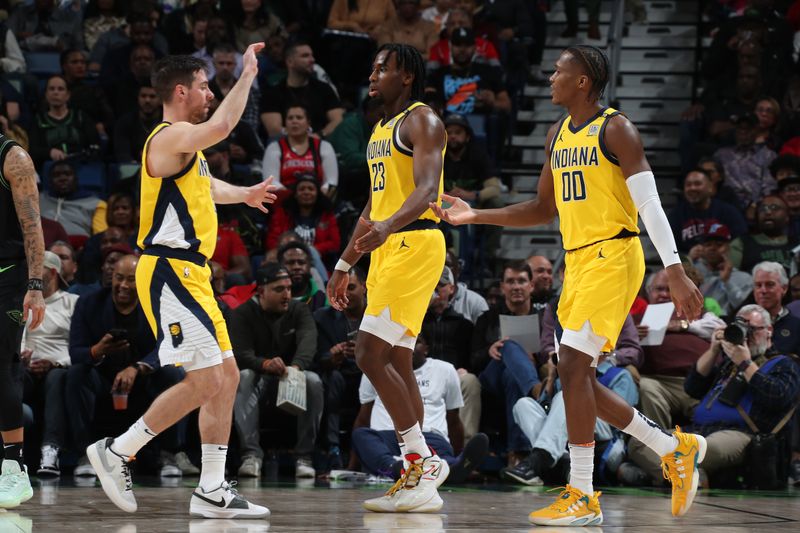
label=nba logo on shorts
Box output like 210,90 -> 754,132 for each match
587,125 -> 600,136
169,322 -> 184,348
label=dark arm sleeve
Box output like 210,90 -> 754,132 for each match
291,303 -> 318,371
68,295 -> 95,365
229,303 -> 267,372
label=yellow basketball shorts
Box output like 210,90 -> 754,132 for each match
365,229 -> 446,338
558,236 -> 645,352
136,254 -> 232,370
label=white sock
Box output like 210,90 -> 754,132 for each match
623,410 -> 678,457
399,423 -> 428,458
568,443 -> 595,495
200,444 -> 228,492
112,417 -> 157,458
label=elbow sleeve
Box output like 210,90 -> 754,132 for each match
626,170 -> 681,268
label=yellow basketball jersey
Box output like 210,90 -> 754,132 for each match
366,102 -> 443,223
137,122 -> 218,260
551,107 -> 639,251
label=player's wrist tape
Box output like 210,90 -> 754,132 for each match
334,259 -> 351,272
27,278 -> 43,291
625,170 -> 680,268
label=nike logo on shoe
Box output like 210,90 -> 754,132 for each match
193,492 -> 227,508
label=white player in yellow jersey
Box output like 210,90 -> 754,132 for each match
87,44 -> 277,519
328,44 -> 449,513
434,46 -> 708,526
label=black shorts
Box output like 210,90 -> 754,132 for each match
0,259 -> 26,363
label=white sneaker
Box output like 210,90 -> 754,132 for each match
362,453 -> 447,513
0,460 -> 34,509
86,438 -> 137,513
190,481 -> 270,519
238,456 -> 262,478
175,452 -> 200,475
37,445 -> 60,477
74,455 -> 96,477
295,457 -> 315,479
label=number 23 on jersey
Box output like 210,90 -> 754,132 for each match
371,162 -> 386,192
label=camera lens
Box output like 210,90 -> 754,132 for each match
723,323 -> 746,345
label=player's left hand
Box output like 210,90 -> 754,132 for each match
24,289 -> 46,330
354,217 -> 390,253
243,176 -> 278,214
666,265 -> 703,321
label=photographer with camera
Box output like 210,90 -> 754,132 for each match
681,304 -> 800,484
66,255 -> 186,478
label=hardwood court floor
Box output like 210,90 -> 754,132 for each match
2,477 -> 799,532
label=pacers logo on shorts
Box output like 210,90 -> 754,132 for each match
169,322 -> 184,348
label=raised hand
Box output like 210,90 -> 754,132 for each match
244,176 -> 278,214
429,194 -> 477,226
242,42 -> 265,78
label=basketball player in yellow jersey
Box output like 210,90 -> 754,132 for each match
328,44 -> 449,513
87,44 -> 276,519
434,46 -> 708,526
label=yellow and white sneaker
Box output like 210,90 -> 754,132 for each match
528,485 -> 603,526
661,427 -> 707,517
362,453 -> 447,513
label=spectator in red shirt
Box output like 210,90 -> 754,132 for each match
213,225 -> 252,286
266,174 -> 341,267
427,7 -> 500,71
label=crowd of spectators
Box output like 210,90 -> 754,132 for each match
3,0 -> 800,492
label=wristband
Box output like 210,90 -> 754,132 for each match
738,359 -> 753,372
27,278 -> 43,291
334,258 -> 352,272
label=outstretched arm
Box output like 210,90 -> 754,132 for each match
606,115 -> 703,320
5,146 -> 45,330
210,176 -> 277,213
431,122 -> 559,228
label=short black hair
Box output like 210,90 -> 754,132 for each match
278,241 -> 312,263
285,39 -> 312,60
565,45 -> 609,101
60,48 -> 85,68
349,265 -> 367,284
502,260 -> 533,281
375,43 -> 426,101
151,55 -> 208,103
687,168 -> 712,181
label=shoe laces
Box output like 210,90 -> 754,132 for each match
120,457 -> 134,492
385,462 -> 424,497
661,427 -> 687,488
221,480 -> 240,497
545,486 -> 586,513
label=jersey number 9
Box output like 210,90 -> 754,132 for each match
371,162 -> 386,192
561,170 -> 586,202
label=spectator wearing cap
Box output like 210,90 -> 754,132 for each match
427,7 -> 501,71
20,251 -> 78,477
262,104 -> 339,203
421,266 -> 482,440
267,176 -> 341,267
730,195 -> 798,274
712,112 -> 778,211
49,240 -> 77,286
326,97 -> 384,209
691,223 -> 753,316
312,266 -> 367,469
751,262 -> 800,356
443,113 -> 504,272
426,27 -> 511,116
668,168 -> 748,254
38,161 -> 105,242
67,255 -> 187,477
374,0 -> 439,59
113,84 -> 162,163
278,241 -> 328,312
230,263 -> 324,479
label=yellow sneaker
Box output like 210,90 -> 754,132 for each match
528,485 -> 603,526
660,427 -> 707,517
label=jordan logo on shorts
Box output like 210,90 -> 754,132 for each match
598,248 -> 605,259
399,238 -> 410,250
169,322 -> 184,348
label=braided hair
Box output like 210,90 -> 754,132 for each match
565,45 -> 610,101
375,43 -> 426,101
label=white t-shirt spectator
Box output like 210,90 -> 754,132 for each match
22,289 -> 78,367
359,358 -> 464,438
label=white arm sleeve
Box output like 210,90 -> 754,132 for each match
626,170 -> 681,268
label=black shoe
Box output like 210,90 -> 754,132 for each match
502,455 -> 543,486
790,459 -> 800,487
448,433 -> 489,484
